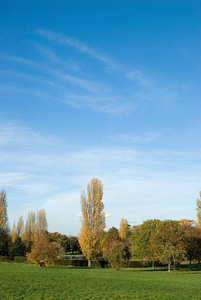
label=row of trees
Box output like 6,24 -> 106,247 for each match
78,178 -> 201,271
0,191 -> 79,263
1,180 -> 201,270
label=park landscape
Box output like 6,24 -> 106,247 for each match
0,1 -> 200,299
1,179 -> 201,299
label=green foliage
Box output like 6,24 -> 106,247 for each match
56,259 -> 86,267
150,220 -> 186,272
130,219 -> 161,268
1,263 -> 201,299
0,255 -> 10,262
10,236 -> 26,260
0,231 -> 10,256
14,256 -> 27,263
51,242 -> 65,259
104,241 -> 131,270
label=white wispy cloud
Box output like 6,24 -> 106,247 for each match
37,29 -> 117,67
111,133 -> 160,144
0,123 -> 58,147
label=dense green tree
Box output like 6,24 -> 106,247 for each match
61,236 -> 70,252
103,227 -> 131,270
69,236 -> 80,254
104,241 -> 131,271
10,236 -> 26,259
150,220 -> 185,272
130,219 -> 161,270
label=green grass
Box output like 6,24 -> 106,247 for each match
0,263 -> 201,299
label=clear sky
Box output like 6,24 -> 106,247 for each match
0,0 -> 200,235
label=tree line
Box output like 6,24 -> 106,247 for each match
1,179 -> 201,270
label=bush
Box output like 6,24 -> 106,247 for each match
27,235 -> 57,267
56,259 -> 88,267
0,256 -> 10,262
56,259 -> 108,268
91,260 -> 109,268
14,256 -> 27,263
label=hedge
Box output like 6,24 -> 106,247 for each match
14,256 -> 27,263
0,256 -> 10,262
56,259 -> 108,268
56,259 -> 88,267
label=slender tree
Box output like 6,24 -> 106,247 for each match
36,209 -> 47,237
119,218 -> 130,242
79,178 -> 105,267
11,222 -> 17,242
0,190 -> 8,233
0,190 -> 10,256
22,211 -> 36,251
16,216 -> 24,236
196,192 -> 201,227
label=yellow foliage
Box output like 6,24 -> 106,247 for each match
79,178 -> 105,266
11,222 -> 17,242
0,190 -> 8,233
27,235 -> 57,267
119,218 -> 130,241
196,193 -> 201,227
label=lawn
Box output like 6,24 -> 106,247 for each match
0,263 -> 201,299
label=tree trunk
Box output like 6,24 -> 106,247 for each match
173,260 -> 176,274
168,262 -> 171,272
152,261 -> 155,271
189,259 -> 191,270
88,259 -> 91,268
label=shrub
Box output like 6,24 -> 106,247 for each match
14,256 -> 27,263
27,235 -> 57,267
0,256 -> 10,262
56,259 -> 88,267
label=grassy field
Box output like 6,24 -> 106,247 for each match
0,263 -> 201,299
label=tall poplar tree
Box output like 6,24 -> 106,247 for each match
16,216 -> 24,236
22,211 -> 36,251
119,218 -> 130,242
79,178 -> 105,267
36,209 -> 47,237
196,192 -> 201,227
0,190 -> 9,255
0,190 -> 8,233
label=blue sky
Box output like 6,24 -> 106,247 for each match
0,0 -> 200,235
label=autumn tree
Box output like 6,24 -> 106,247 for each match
150,220 -> 185,272
196,192 -> 201,227
35,209 -> 47,237
183,224 -> 201,269
0,190 -> 10,256
11,222 -> 17,242
22,211 -> 36,251
79,178 -> 105,267
27,235 -> 57,267
0,190 -> 9,233
119,218 -> 131,242
102,226 -> 130,270
16,216 -> 24,236
130,219 -> 161,270
51,242 -> 65,259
